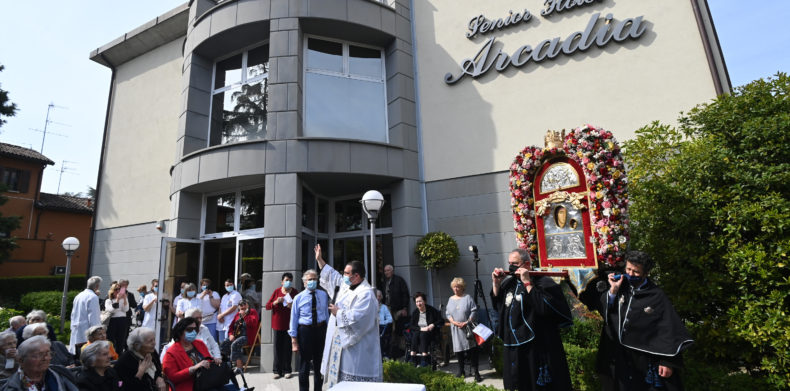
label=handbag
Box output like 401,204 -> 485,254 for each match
464,322 -> 477,342
100,310 -> 112,327
193,361 -> 233,391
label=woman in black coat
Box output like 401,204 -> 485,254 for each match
115,327 -> 167,391
76,340 -> 122,391
409,292 -> 444,367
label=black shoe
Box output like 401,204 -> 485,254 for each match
474,371 -> 483,382
457,370 -> 466,378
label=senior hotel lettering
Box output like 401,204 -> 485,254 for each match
445,9 -> 648,84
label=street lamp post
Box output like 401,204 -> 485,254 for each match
60,237 -> 80,334
361,190 -> 385,290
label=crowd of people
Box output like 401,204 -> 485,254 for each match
0,246 -> 692,391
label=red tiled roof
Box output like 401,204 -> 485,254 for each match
37,193 -> 94,214
0,142 -> 55,165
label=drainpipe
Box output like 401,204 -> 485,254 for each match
86,54 -> 116,278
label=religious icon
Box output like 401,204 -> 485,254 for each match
566,235 -> 585,257
555,206 -> 567,229
570,219 -> 578,229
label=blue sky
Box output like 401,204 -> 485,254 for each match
0,1 -> 787,196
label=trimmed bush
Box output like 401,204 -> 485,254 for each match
0,275 -> 86,308
563,343 -> 599,391
415,232 -> 460,270
561,318 -> 602,348
383,360 -> 500,390
19,290 -> 80,316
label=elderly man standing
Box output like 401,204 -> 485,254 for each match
314,244 -> 382,388
491,249 -> 573,391
383,264 -> 410,358
289,270 -> 328,391
69,276 -> 103,354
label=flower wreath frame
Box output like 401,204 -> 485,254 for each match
509,124 -> 629,267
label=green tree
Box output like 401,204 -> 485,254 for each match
0,64 -> 18,130
623,73 -> 790,388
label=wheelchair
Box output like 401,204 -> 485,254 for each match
402,324 -> 450,370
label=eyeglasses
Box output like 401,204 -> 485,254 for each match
30,351 -> 52,360
185,327 -> 197,332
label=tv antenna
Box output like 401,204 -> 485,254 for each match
31,102 -> 69,154
56,160 -> 77,195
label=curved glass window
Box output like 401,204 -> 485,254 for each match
304,37 -> 387,143
210,45 -> 269,146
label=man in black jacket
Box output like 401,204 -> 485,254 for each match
383,264 -> 410,359
593,251 -> 693,391
491,249 -> 573,391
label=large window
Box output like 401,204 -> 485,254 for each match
203,187 -> 265,237
209,44 -> 269,146
0,167 -> 28,192
304,37 -> 388,142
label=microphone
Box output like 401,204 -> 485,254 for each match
331,286 -> 340,305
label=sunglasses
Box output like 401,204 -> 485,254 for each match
185,326 -> 197,332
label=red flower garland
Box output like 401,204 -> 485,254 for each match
509,124 -> 629,267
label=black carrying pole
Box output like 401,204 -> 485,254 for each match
470,249 -> 496,361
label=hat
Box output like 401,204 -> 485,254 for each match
240,273 -> 252,280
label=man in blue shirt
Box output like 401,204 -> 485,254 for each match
289,269 -> 329,391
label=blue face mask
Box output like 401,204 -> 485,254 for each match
625,274 -> 643,286
283,281 -> 292,289
225,286 -> 234,292
250,284 -> 256,291
152,287 -> 158,293
307,280 -> 317,290
343,276 -> 352,286
201,285 -> 208,291
187,291 -> 196,298
180,288 -> 185,294
184,330 -> 198,342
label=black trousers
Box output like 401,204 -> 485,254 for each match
107,317 -> 128,354
411,330 -> 432,354
297,323 -> 326,391
273,329 -> 292,375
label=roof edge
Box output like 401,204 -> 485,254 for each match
89,3 -> 190,68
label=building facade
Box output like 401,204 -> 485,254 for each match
1,142 -> 94,276
89,0 -> 728,351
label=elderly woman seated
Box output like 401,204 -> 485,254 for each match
162,317 -> 225,391
1,335 -> 78,391
0,330 -> 19,383
81,326 -> 119,361
408,292 -> 444,367
115,327 -> 167,391
76,341 -> 122,391
22,323 -> 76,368
15,310 -> 56,345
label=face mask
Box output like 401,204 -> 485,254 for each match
283,281 -> 292,289
201,285 -> 208,291
625,274 -> 643,286
251,284 -> 256,291
184,330 -> 198,342
225,286 -> 234,292
307,280 -> 317,290
343,276 -> 352,286
508,263 -> 520,274
152,287 -> 158,293
180,288 -> 185,294
187,291 -> 196,298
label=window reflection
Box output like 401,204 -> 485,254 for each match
307,39 -> 343,73
349,45 -> 382,78
210,45 -> 269,147
205,193 -> 236,234
335,198 -> 363,233
240,188 -> 265,230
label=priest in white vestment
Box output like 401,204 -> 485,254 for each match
68,276 -> 103,354
314,244 -> 382,387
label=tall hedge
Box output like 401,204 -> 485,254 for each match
19,291 -> 81,316
0,275 -> 86,307
623,73 -> 790,388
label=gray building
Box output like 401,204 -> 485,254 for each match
88,0 -> 727,354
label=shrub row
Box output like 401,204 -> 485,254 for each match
19,290 -> 81,316
383,360 -> 500,391
0,275 -> 86,308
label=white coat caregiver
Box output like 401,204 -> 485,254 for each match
68,276 -> 103,353
314,244 -> 382,387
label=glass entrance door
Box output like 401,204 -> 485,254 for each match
238,237 -> 263,312
157,238 -> 202,348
